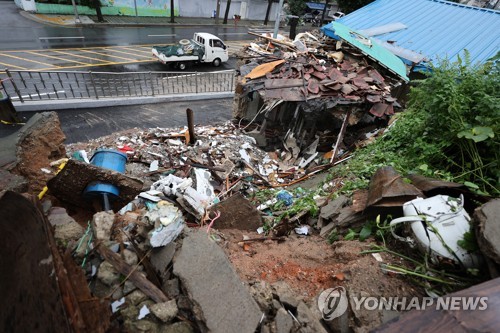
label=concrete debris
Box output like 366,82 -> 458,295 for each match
275,307 -> 294,333
127,290 -> 149,306
0,169 -> 27,192
173,230 -> 262,333
296,301 -> 329,333
150,242 -> 176,276
92,211 -> 116,241
147,201 -> 185,248
97,261 -> 121,286
272,281 -> 301,309
47,207 -> 85,243
476,199 -> 500,265
150,300 -> 178,323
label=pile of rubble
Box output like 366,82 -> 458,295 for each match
232,30 -> 406,163
1,27 -> 499,333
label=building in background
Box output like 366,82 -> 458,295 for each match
14,0 -> 280,20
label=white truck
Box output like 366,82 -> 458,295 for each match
152,32 -> 229,70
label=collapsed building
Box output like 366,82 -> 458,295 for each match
233,23 -> 409,167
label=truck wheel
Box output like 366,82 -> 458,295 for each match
178,62 -> 186,70
213,58 -> 221,67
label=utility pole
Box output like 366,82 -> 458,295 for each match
216,0 -> 221,24
273,0 -> 284,39
70,0 -> 81,24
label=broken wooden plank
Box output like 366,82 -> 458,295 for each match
97,244 -> 169,303
330,110 -> 351,163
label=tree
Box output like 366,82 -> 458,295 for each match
286,0 -> 306,39
264,0 -> 277,26
337,0 -> 373,14
170,0 -> 175,23
82,0 -> 104,22
223,0 -> 232,24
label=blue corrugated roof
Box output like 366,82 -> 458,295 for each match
332,0 -> 500,70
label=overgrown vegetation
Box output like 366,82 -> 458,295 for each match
331,51 -> 500,196
324,52 -> 499,294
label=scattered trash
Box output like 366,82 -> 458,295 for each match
294,225 -> 310,235
111,297 -> 126,313
137,304 -> 150,320
390,195 -> 483,268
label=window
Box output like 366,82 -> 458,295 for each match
211,39 -> 224,49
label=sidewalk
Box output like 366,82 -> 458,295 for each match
21,11 -> 285,29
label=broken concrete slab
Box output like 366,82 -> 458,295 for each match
272,281 -> 300,309
173,230 -> 262,333
48,207 -> 85,242
320,195 -> 349,220
0,169 -> 28,193
296,301 -> 329,333
92,211 -> 115,241
150,242 -> 176,276
150,300 -> 178,323
275,307 -> 294,333
47,159 -> 144,208
209,193 -> 263,230
476,199 -> 500,265
164,321 -> 195,333
97,261 -> 121,286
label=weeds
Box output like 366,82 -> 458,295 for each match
329,51 -> 499,195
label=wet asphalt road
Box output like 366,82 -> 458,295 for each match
1,98 -> 234,143
0,1 -> 239,143
0,1 -> 254,51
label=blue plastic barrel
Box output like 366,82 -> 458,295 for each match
90,149 -> 127,173
83,149 -> 127,202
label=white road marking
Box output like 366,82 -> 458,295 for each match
217,32 -> 248,36
147,34 -> 176,37
39,36 -> 85,40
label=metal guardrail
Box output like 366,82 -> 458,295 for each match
0,69 -> 236,103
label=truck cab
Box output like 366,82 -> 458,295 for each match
193,32 -> 229,67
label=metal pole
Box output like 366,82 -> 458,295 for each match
5,69 -> 23,103
195,72 -> 198,94
216,0 -> 221,24
89,71 -> 99,99
273,0 -> 285,39
70,0 -> 81,24
133,0 -> 138,18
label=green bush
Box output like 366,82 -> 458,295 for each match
333,51 -> 499,196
